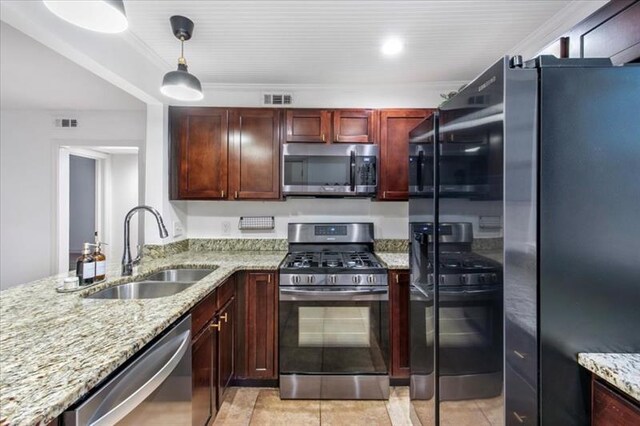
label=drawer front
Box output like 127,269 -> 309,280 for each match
216,276 -> 236,310
592,378 -> 640,425
506,364 -> 538,426
506,319 -> 537,387
192,291 -> 217,335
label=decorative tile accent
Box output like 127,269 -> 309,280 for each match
0,250 -> 286,425
190,238 -> 288,252
578,353 -> 640,402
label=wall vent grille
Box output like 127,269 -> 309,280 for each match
55,118 -> 78,128
262,93 -> 293,105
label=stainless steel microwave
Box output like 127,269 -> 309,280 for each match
282,143 -> 377,197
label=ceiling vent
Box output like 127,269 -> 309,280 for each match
55,118 -> 78,128
262,93 -> 293,106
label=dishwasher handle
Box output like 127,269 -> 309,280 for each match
90,328 -> 191,426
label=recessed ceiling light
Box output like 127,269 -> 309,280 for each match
381,38 -> 403,56
43,0 -> 128,33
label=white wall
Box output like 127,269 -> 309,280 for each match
0,109 -> 145,289
108,153 -> 139,262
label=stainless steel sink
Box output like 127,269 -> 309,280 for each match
144,268 -> 216,282
86,281 -> 197,300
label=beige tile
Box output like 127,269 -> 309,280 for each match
213,387 -> 262,426
475,396 -> 504,426
321,400 -> 391,426
385,387 -> 412,426
440,400 -> 490,426
410,397 -> 435,425
249,389 -> 320,426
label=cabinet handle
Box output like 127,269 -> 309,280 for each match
210,321 -> 221,331
513,350 -> 526,359
221,190 -> 225,198
383,191 -> 387,199
220,313 -> 228,323
512,411 -> 527,423
235,191 -> 238,199
268,274 -> 271,283
322,133 -> 325,142
395,274 -> 399,284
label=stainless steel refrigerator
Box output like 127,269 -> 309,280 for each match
408,56 -> 640,425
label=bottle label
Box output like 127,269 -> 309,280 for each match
96,261 -> 106,277
83,262 -> 95,279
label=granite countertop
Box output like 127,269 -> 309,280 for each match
376,252 -> 409,269
0,250 -> 286,426
578,353 -> 640,402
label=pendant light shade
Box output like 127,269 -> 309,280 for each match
43,0 -> 128,33
161,16 -> 203,102
161,64 -> 204,102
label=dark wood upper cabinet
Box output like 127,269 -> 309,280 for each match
389,270 -> 410,379
170,107 -> 229,200
285,109 -> 332,143
378,109 -> 433,201
229,109 -> 281,200
333,109 -> 378,143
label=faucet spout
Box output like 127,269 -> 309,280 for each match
122,205 -> 169,276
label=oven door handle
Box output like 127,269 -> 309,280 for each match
280,287 -> 388,301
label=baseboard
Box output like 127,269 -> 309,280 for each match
231,378 -> 279,387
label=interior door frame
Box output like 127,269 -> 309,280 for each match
57,147 -> 109,273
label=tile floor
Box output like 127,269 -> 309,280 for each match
213,387 -> 503,426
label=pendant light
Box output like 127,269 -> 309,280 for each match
43,0 -> 128,33
161,16 -> 203,102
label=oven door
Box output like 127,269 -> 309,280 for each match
279,286 -> 389,376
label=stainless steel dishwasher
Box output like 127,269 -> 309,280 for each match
64,315 -> 192,425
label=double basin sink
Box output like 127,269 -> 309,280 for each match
86,268 -> 216,300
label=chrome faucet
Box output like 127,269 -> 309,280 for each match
122,205 -> 169,275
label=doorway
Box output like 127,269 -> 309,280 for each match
58,146 -> 140,274
68,155 -> 97,270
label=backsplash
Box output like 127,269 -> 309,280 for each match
143,237 -> 503,258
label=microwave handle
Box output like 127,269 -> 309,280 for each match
350,150 -> 356,192
417,150 -> 424,192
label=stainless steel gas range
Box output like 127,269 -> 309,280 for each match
278,223 -> 389,400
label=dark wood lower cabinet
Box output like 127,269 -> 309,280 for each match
389,270 -> 411,379
236,271 -> 278,381
592,376 -> 640,425
192,320 -> 217,426
217,297 -> 235,408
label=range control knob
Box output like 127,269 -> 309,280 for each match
292,275 -> 300,284
329,275 -> 337,284
352,275 -> 362,284
307,275 -> 315,284
367,275 -> 375,284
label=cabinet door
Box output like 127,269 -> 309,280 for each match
245,272 -> 277,378
379,109 -> 433,201
285,109 -> 331,143
229,109 -> 281,200
217,298 -> 235,408
333,109 -> 377,143
171,107 -> 229,200
192,322 -> 217,426
390,270 -> 411,378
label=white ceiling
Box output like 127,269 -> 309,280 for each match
0,21 -> 144,110
125,0 -> 580,85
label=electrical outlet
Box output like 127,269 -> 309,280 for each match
173,221 -> 184,238
222,221 -> 231,235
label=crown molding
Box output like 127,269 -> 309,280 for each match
508,0 -> 607,59
200,81 -> 469,92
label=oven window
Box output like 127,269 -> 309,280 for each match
280,300 -> 389,374
284,156 -> 351,186
299,307 -> 370,347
